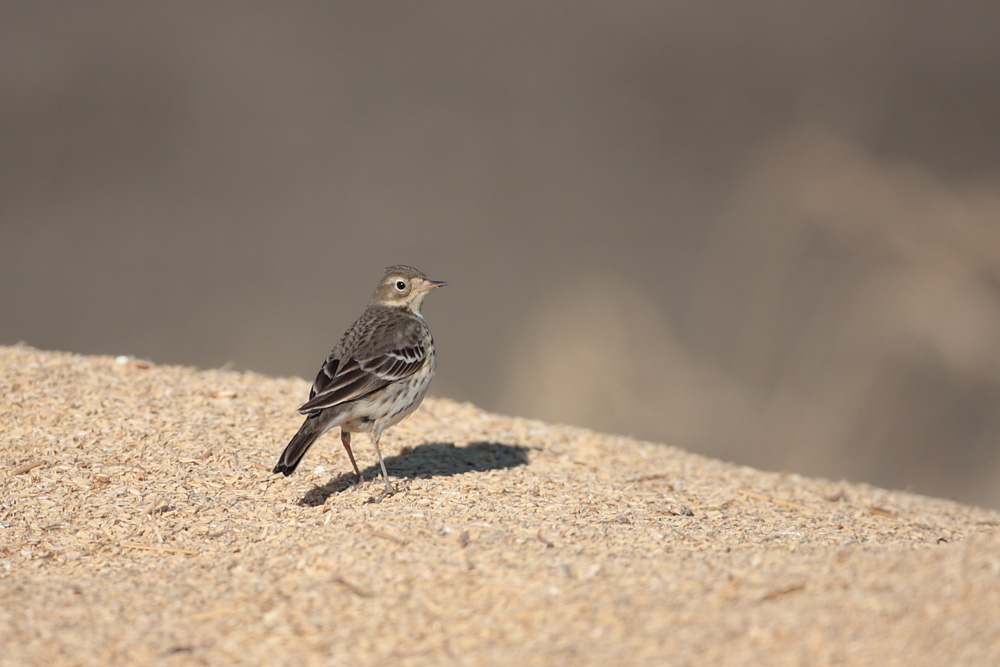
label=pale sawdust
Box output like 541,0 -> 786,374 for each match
1,344 -> 999,666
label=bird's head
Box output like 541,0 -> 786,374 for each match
372,265 -> 446,314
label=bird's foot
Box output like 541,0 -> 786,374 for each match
367,480 -> 399,504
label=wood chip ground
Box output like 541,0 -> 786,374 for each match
2,344 -> 999,665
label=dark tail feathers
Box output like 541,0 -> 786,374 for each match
272,417 -> 324,476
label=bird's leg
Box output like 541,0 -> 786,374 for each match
370,431 -> 398,501
340,430 -> 363,484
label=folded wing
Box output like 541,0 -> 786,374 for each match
299,343 -> 427,415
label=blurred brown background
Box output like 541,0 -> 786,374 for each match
3,3 -> 1000,508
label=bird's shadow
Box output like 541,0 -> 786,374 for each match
298,441 -> 531,506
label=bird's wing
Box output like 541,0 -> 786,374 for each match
298,314 -> 428,415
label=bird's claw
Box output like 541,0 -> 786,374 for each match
367,481 -> 399,504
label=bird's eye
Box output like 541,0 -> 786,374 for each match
395,280 -> 407,291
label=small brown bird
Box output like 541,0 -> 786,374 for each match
273,265 -> 445,497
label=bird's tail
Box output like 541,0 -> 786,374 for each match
273,416 -> 326,476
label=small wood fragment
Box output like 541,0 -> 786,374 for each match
121,543 -> 197,555
870,506 -> 898,519
760,583 -> 806,602
371,529 -> 408,545
7,460 -> 46,477
738,489 -> 809,511
332,575 -> 372,598
189,608 -> 236,621
628,472 -> 673,483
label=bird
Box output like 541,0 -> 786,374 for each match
272,265 -> 445,498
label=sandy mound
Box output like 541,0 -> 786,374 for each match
2,344 -> 998,665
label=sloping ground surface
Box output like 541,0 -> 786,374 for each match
1,345 -> 998,665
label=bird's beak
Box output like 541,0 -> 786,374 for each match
421,279 -> 447,290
